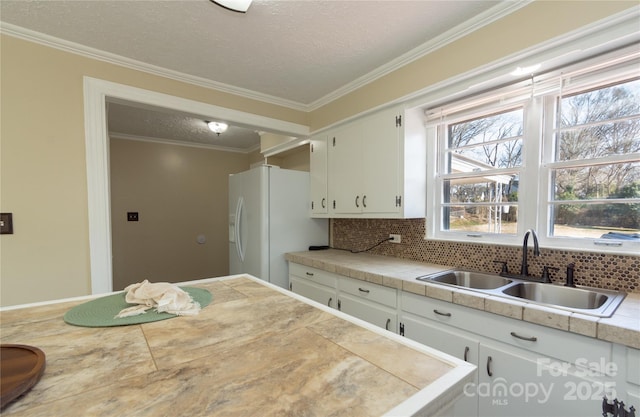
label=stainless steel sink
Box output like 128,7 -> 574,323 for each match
416,270 -> 626,317
418,270 -> 512,290
502,282 -> 608,309
500,282 -> 625,316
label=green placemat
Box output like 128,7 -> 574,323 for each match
63,287 -> 212,327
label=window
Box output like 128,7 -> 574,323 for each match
440,106 -> 524,235
426,47 -> 640,253
542,77 -> 640,246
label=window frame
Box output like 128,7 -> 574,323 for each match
425,47 -> 640,254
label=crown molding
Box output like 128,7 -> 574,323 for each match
0,22 -> 309,111
109,132 -> 260,154
305,0 -> 533,111
0,1 -> 529,113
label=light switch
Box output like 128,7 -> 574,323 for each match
0,213 -> 14,234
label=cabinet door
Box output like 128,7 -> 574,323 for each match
361,107 -> 401,214
400,313 -> 479,417
477,343 -> 615,417
339,292 -> 397,332
290,275 -> 337,309
328,122 -> 363,214
310,135 -> 328,216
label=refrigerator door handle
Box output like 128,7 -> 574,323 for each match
235,197 -> 245,262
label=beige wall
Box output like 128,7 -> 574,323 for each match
0,1 -> 634,306
109,139 -> 249,290
0,36 -> 305,306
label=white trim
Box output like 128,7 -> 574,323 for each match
305,0 -> 532,111
109,132 -> 261,154
1,1 -> 528,112
83,77 -> 309,295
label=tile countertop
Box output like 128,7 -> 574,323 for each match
0,275 -> 475,417
285,250 -> 640,350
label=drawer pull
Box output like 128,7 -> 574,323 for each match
385,318 -> 391,331
510,331 -> 537,342
487,356 -> 493,377
464,346 -> 469,362
358,287 -> 370,294
305,272 -> 314,276
433,309 -> 452,317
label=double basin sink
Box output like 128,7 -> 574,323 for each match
417,270 -> 626,317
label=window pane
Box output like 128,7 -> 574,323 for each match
557,78 -> 640,161
446,178 -> 518,204
552,163 -> 640,200
443,178 -> 518,234
557,119 -> 640,161
447,108 -> 523,173
550,203 -> 640,238
446,205 -> 518,234
560,78 -> 640,127
447,139 -> 523,171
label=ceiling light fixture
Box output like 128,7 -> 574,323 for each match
207,121 -> 228,136
210,0 -> 252,13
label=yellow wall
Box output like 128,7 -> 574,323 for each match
0,1 -> 635,306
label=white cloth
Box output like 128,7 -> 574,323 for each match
115,280 -> 201,318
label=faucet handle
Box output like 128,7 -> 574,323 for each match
493,260 -> 509,275
541,266 -> 559,283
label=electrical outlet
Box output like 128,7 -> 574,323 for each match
389,234 -> 401,243
127,212 -> 139,222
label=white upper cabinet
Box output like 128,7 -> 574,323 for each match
315,106 -> 425,219
309,135 -> 328,215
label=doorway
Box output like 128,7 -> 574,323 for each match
83,77 -> 309,294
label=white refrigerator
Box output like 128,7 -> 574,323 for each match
228,165 -> 328,289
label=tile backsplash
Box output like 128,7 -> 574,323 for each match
331,218 -> 639,294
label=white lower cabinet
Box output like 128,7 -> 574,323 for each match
400,292 -> 618,417
289,263 -> 397,332
289,263 -> 337,308
290,262 -> 635,417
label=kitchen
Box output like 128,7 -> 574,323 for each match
1,1 -> 639,416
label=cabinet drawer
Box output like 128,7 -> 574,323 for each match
486,313 -> 612,370
401,292 -> 480,329
401,292 -> 612,369
339,276 -> 397,308
289,263 -> 338,288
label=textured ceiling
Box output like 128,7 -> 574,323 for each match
107,101 -> 261,152
0,0 -> 513,151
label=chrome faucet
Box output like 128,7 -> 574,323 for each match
521,229 -> 540,277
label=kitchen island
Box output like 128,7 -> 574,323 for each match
0,275 -> 474,416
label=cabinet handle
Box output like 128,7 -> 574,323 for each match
363,195 -> 367,208
385,318 -> 391,331
337,299 -> 341,311
358,287 -> 370,294
306,272 -> 314,276
328,297 -> 332,307
289,282 -> 292,291
433,309 -> 452,317
321,198 -> 326,208
510,331 -> 537,342
486,356 -> 493,377
464,346 -> 469,362
355,195 -> 360,208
